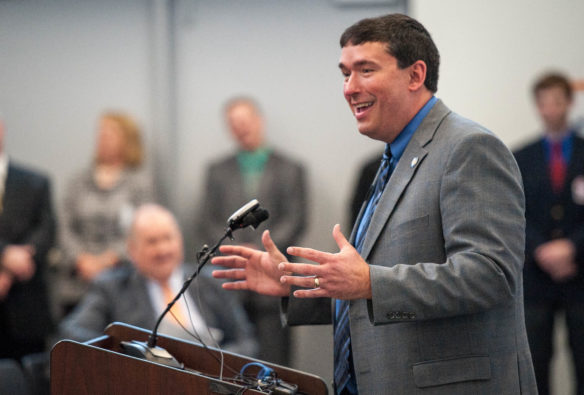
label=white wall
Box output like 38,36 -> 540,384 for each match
0,0 -> 152,200
411,0 -> 584,149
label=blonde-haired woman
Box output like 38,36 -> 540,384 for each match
57,111 -> 155,316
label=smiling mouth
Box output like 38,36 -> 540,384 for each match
354,102 -> 373,114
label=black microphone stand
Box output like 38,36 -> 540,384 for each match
120,227 -> 235,368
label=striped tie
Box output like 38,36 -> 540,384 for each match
334,148 -> 393,394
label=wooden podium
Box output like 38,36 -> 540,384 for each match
51,322 -> 328,394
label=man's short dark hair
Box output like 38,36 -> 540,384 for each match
533,72 -> 573,101
340,13 -> 440,93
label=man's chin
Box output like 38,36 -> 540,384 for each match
357,126 -> 379,140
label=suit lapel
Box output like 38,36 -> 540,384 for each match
358,100 -> 451,260
567,136 -> 584,184
532,141 -> 553,197
0,165 -> 10,220
124,269 -> 159,328
359,141 -> 427,259
258,152 -> 277,202
0,165 -> 21,226
349,166 -> 381,244
2,164 -> 16,207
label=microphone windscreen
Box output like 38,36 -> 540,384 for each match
254,208 -> 269,224
240,208 -> 269,229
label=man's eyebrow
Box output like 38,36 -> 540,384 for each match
338,60 -> 377,69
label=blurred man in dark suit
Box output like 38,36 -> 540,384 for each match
514,72 -> 584,395
0,117 -> 56,359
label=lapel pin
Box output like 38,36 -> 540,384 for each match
411,157 -> 419,168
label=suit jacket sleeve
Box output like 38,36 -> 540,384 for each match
512,144 -> 550,265
59,172 -> 87,267
368,131 -> 525,324
58,275 -> 113,341
281,291 -> 332,326
22,174 -> 56,260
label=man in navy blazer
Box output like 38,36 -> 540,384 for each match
0,118 -> 56,359
212,14 -> 537,394
514,72 -> 584,395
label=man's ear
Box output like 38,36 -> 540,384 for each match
408,60 -> 427,91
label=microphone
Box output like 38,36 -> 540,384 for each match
226,199 -> 260,229
239,207 -> 269,229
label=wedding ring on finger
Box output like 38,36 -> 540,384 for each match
314,276 -> 320,288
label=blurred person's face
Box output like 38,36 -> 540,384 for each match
536,86 -> 572,135
127,209 -> 184,283
96,117 -> 125,165
226,103 -> 264,151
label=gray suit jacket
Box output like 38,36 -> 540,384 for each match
197,150 -> 307,249
284,100 -> 537,394
59,262 -> 258,357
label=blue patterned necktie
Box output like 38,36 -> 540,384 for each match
334,147 -> 393,394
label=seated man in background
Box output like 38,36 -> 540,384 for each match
0,117 -> 56,359
60,204 -> 257,357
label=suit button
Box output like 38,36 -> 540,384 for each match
551,228 -> 564,238
551,205 -> 564,221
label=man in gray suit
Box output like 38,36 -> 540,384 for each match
60,204 -> 257,357
212,13 -> 536,394
198,97 -> 307,365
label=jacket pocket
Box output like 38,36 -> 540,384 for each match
412,355 -> 491,388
